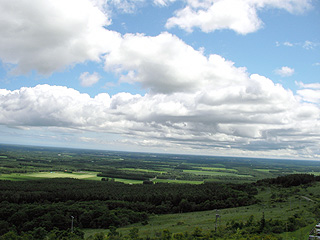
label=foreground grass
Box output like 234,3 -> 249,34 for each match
85,207 -> 314,239
84,185 -> 318,239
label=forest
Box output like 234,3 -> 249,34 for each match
0,144 -> 320,239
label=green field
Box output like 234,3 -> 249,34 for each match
183,169 -> 252,177
120,168 -> 166,174
153,179 -> 203,184
0,171 -> 101,181
199,167 -> 238,172
112,178 -> 143,184
255,169 -> 272,172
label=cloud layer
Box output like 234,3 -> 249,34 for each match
0,0 -> 120,75
0,0 -> 319,158
1,67 -> 320,158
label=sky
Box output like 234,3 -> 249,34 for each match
0,0 -> 319,160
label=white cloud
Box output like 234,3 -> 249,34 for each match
284,41 -> 294,47
274,66 -> 295,77
0,0 -> 318,158
153,0 -> 176,6
0,0 -> 121,75
165,0 -> 312,34
1,65 -> 320,158
296,81 -> 320,89
104,32 -> 248,94
105,0 -> 145,13
297,81 -> 320,104
80,72 -> 101,87
276,40 -> 319,50
297,89 -> 320,104
303,40 -> 318,50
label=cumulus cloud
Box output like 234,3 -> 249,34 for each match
296,81 -> 320,89
297,89 -> 320,104
297,81 -> 320,104
80,72 -> 101,87
104,32 -> 248,94
165,0 -> 312,34
0,0 -> 121,75
0,0 -> 318,158
1,69 -> 320,158
274,66 -> 295,77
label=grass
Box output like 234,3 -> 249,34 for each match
85,202 -> 314,239
0,171 -> 101,181
153,179 -> 203,184
199,167 -> 238,172
113,178 -> 143,184
84,183 -> 320,239
120,168 -> 166,174
0,173 -> 41,181
255,169 -> 272,172
183,169 -> 252,177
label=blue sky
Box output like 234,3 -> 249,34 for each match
0,0 -> 319,159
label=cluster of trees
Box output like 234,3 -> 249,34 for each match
0,226 -> 283,240
0,179 -> 258,211
0,178 -> 258,237
97,170 -> 155,181
0,201 -> 147,234
0,228 -> 84,240
226,211 -> 310,235
256,173 -> 320,187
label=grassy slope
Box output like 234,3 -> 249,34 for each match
84,183 -> 320,239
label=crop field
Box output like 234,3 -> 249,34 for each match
0,171 -> 101,181
199,167 -> 238,172
112,178 -> 143,184
183,169 -> 252,177
153,179 -> 203,184
120,168 -> 166,174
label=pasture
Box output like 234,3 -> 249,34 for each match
0,171 -> 101,181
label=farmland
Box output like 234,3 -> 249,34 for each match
0,171 -> 101,181
0,144 -> 320,239
1,144 -> 320,184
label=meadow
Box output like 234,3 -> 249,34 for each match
0,171 -> 101,181
84,181 -> 320,239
